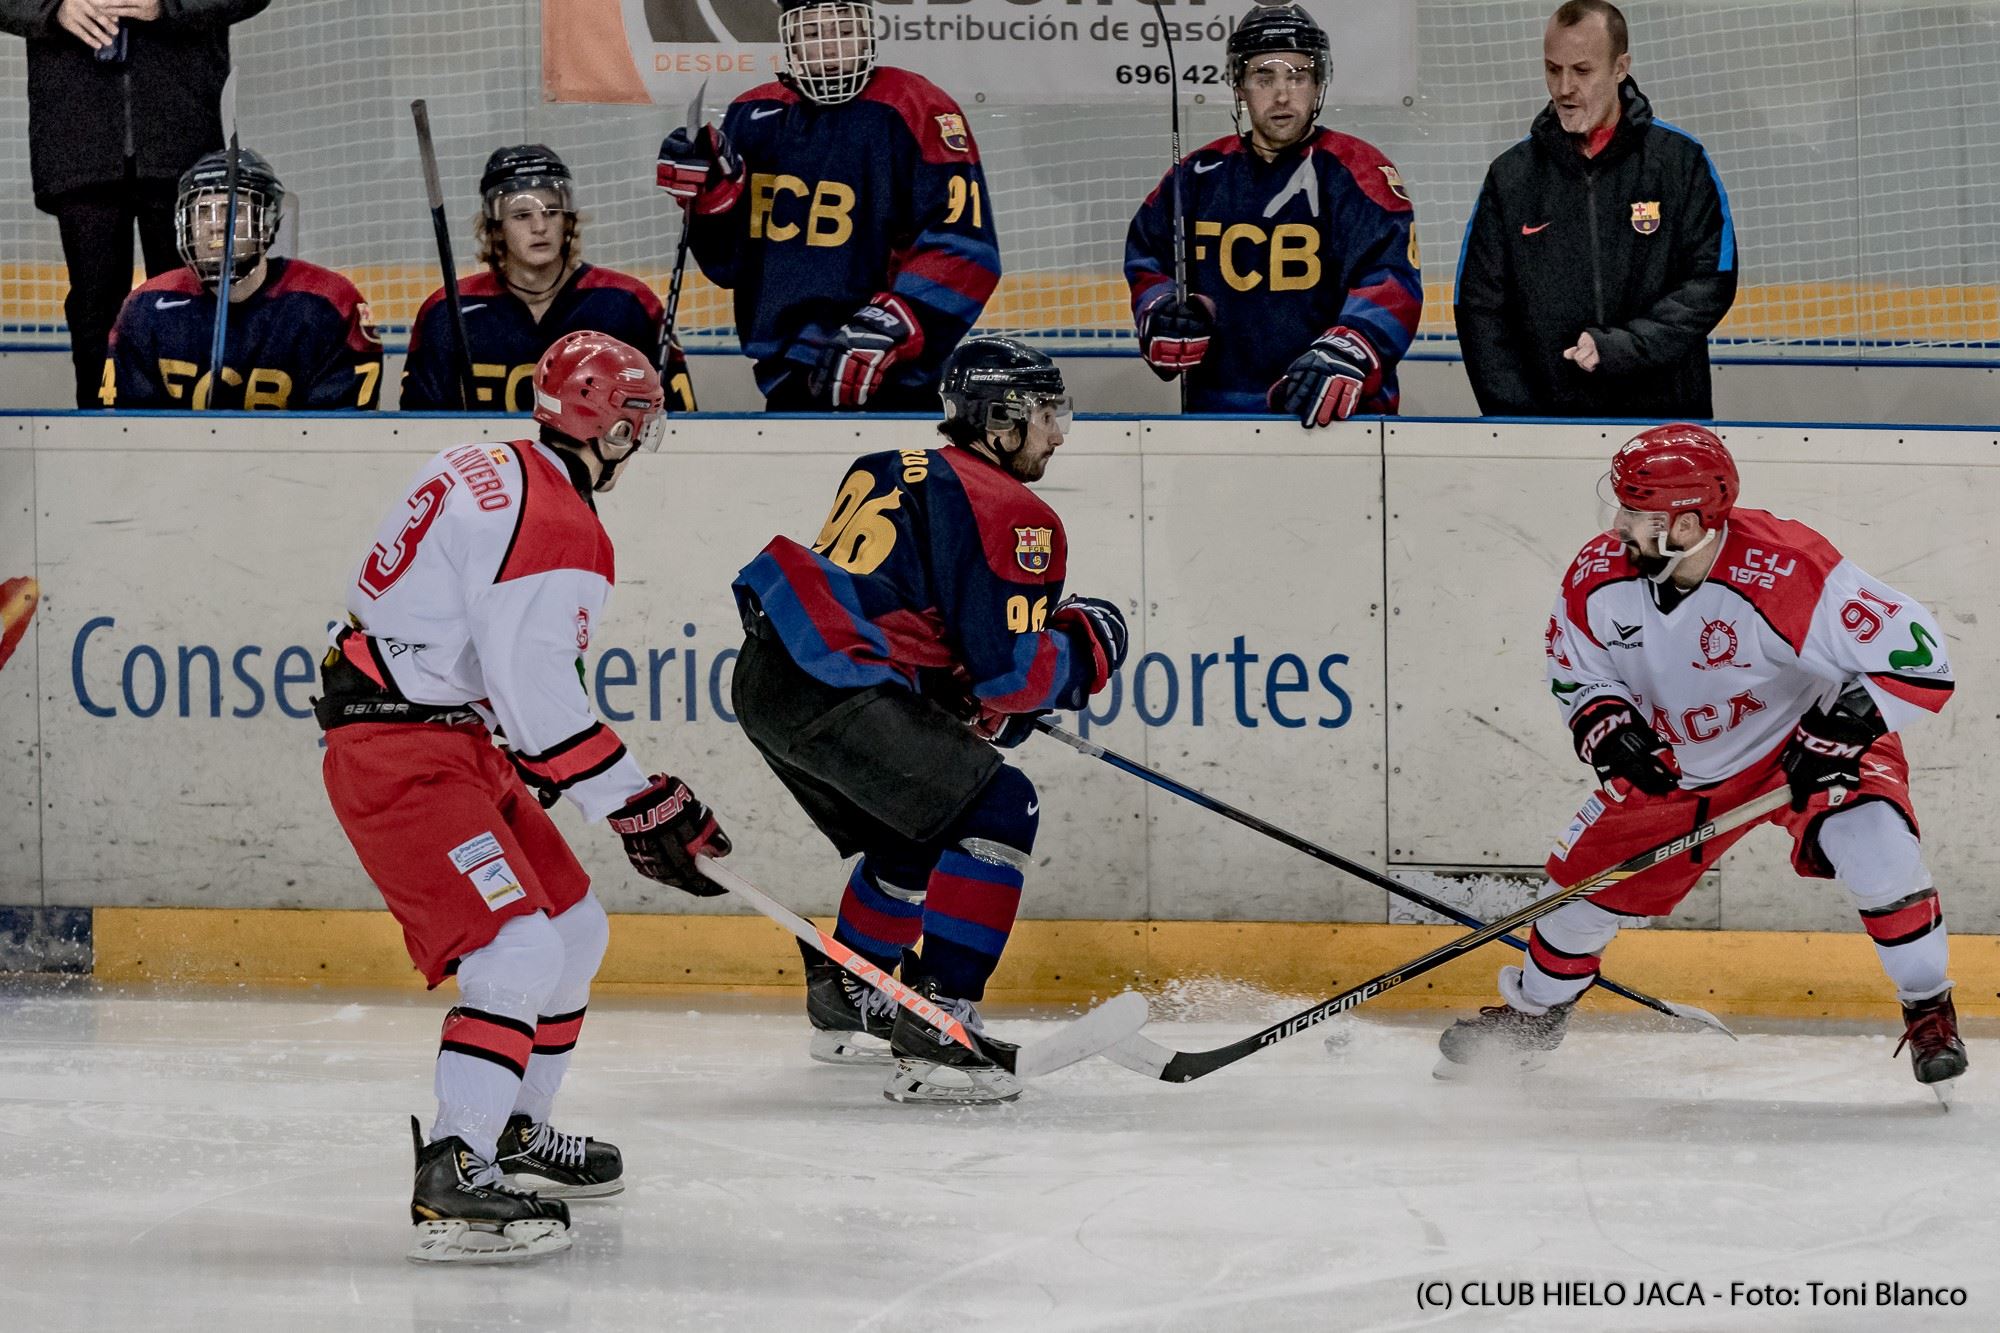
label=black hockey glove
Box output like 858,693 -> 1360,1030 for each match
607,774 -> 732,896
1268,326 -> 1380,428
655,124 -> 744,212
809,294 -> 923,409
1782,694 -> 1887,813
1050,595 -> 1129,708
1570,697 -> 1681,797
1138,291 -> 1217,379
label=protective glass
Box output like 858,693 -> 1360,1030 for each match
484,177 -> 574,223
780,3 -> 877,105
1029,394 -> 1075,434
1597,473 -> 1670,553
1243,57 -> 1318,93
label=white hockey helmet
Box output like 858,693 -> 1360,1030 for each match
777,0 -> 877,106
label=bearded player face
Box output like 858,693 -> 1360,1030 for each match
1239,52 -> 1320,151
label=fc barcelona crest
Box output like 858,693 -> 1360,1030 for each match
1014,526 -> 1053,573
1379,165 -> 1410,202
935,113 -> 971,154
1630,200 -> 1662,235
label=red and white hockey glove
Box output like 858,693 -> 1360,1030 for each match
655,124 -> 744,214
1137,291 -> 1217,379
1268,326 -> 1380,428
607,774 -> 732,896
1570,697 -> 1681,798
810,295 -> 924,409
1781,697 -> 1886,812
1050,595 -> 1129,709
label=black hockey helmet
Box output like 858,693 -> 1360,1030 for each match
939,337 -> 1071,449
1228,4 -> 1331,110
775,0 -> 877,106
175,147 -> 285,290
480,144 -> 574,222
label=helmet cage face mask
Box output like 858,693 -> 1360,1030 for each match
780,2 -> 877,105
176,185 -> 281,288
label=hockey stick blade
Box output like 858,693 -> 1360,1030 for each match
695,857 -> 1149,1078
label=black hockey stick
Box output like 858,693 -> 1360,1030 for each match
694,856 -> 1149,1079
1145,0 -> 1190,415
1034,721 -> 1731,1037
658,79 -> 707,377
204,134 -> 242,409
411,99 -> 478,411
1092,785 -> 1792,1083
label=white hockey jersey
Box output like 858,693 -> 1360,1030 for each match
332,439 -> 649,821
1545,508 -> 1954,786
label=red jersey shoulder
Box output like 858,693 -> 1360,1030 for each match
495,444 -> 615,586
1312,129 -> 1412,213
130,267 -> 205,301
1707,508 -> 1841,650
574,264 -> 665,321
861,67 -> 979,164
270,259 -> 382,349
939,447 -> 1066,585
1559,531 -> 1638,645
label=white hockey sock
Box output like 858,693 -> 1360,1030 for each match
1516,896 -> 1626,1012
434,912 -> 564,1161
514,892 -> 609,1125
1819,803 -> 1952,1003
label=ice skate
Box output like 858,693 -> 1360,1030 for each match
884,974 -> 1021,1106
496,1112 -> 624,1199
1434,967 -> 1576,1080
1896,990 -> 1968,1110
802,940 -> 897,1066
408,1117 -> 572,1264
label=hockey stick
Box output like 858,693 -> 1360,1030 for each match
1145,0 -> 1190,415
694,856 -> 1150,1079
1092,785 -> 1792,1083
1034,721 -> 1731,1038
204,134 -> 241,409
411,99 -> 478,411
658,79 -> 707,375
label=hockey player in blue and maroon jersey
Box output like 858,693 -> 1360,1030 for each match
1124,5 -> 1423,425
730,338 -> 1127,1105
655,0 -> 1000,412
401,145 -> 696,414
105,148 -> 382,410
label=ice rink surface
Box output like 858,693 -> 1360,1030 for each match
3,981 -> 1996,1333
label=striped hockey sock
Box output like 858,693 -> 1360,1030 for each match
433,1006 -> 534,1161
833,857 -> 924,973
514,1006 -> 586,1125
919,844 -> 1025,1002
1858,888 -> 1950,1002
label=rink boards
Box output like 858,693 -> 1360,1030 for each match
2,414 -> 1997,1005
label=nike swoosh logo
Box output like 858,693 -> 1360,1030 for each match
155,297 -> 192,309
460,303 -> 486,314
1025,802 -> 1038,815
751,106 -> 783,120
1521,222 -> 1553,236
1192,160 -> 1223,174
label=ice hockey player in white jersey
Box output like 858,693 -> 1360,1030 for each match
1437,423 -> 1965,1096
317,330 -> 734,1262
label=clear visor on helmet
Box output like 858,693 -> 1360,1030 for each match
1597,472 -> 1673,554
779,3 -> 877,105
1242,55 -> 1319,93
601,398 -> 667,461
484,179 -> 574,224
986,392 -> 1073,437
176,187 -> 278,288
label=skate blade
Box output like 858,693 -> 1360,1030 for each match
809,1027 -> 894,1067
1928,1077 -> 1960,1112
883,1057 -> 1021,1106
407,1218 -> 573,1264
505,1174 -> 625,1200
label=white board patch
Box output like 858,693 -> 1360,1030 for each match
448,832 -> 505,874
469,856 -> 527,912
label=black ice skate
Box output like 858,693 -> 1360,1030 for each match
408,1117 -> 572,1264
884,972 -> 1021,1106
496,1112 -> 625,1199
1435,969 -> 1576,1080
801,939 -> 897,1066
1896,990 -> 1968,1109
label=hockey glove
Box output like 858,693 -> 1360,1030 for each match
1268,327 -> 1380,428
607,774 -> 733,896
1570,697 -> 1681,798
1782,696 -> 1887,813
1137,291 -> 1217,379
655,124 -> 744,214
809,295 -> 924,409
975,707 -> 1049,749
1050,595 -> 1129,707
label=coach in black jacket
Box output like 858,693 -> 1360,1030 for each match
0,0 -> 269,408
1455,1 -> 1736,419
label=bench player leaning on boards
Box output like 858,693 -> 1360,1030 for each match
317,332 -> 734,1262
655,0 -> 1000,412
103,148 -> 383,410
1124,4 -> 1421,426
730,339 -> 1127,1104
1438,424 -> 1965,1101
401,144 -> 695,413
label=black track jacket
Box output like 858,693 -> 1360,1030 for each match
1454,79 -> 1737,419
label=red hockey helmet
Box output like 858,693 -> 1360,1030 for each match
1608,422 -> 1738,526
532,331 -> 666,491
